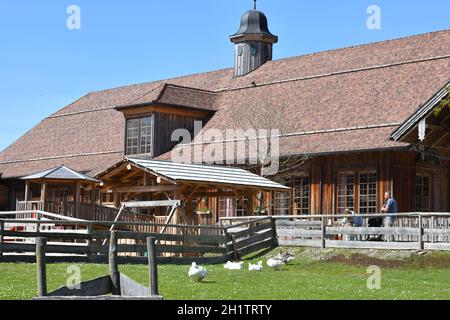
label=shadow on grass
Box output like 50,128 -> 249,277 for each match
242,247 -> 275,261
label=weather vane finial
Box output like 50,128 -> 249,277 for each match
254,0 -> 257,10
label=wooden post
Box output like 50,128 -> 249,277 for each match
418,214 -> 424,251
431,216 -> 435,243
232,235 -> 239,261
113,192 -> 121,209
248,192 -> 254,216
40,180 -> 47,202
147,237 -> 159,296
144,173 -> 149,187
271,217 -> 278,247
75,181 -> 81,219
87,224 -> 93,258
109,231 -> 121,295
0,220 -> 4,258
36,211 -> 41,235
36,237 -> 47,297
24,180 -> 30,203
90,184 -> 96,217
321,217 -> 326,249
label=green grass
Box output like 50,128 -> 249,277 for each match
1,249 -> 450,300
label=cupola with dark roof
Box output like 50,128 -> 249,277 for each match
230,1 -> 278,77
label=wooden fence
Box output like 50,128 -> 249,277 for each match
0,214 -> 277,264
33,235 -> 163,300
225,217 -> 277,260
220,213 -> 450,251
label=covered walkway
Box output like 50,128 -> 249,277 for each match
97,158 -> 290,226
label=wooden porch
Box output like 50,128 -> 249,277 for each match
96,158 -> 290,227
14,200 -> 174,228
221,212 -> 450,250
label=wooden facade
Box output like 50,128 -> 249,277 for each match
5,102 -> 450,223
92,149 -> 450,226
269,150 -> 450,217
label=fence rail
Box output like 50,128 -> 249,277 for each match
3,212 -> 449,264
220,213 -> 450,251
0,215 -> 277,264
225,217 -> 277,260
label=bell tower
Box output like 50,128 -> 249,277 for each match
230,1 -> 278,77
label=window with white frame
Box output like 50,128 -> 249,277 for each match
293,177 -> 310,215
273,191 -> 290,216
337,173 -> 355,214
337,171 -> 378,214
125,116 -> 154,156
359,172 -> 377,214
416,174 -> 431,212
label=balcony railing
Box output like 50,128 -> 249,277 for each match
15,201 -> 168,232
16,201 -> 119,222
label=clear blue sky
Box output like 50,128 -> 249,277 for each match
0,0 -> 449,152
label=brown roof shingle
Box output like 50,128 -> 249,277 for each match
116,84 -> 219,111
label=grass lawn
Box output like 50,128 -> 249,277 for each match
1,248 -> 450,300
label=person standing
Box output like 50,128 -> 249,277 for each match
381,191 -> 398,241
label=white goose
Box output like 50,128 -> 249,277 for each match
267,258 -> 284,269
188,262 -> 208,282
249,261 -> 263,271
224,261 -> 244,270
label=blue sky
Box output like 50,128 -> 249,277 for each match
0,0 -> 449,152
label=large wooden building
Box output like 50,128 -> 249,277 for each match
0,7 -> 449,222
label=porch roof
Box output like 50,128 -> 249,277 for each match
103,158 -> 290,191
391,82 -> 450,157
21,165 -> 101,183
391,82 -> 450,142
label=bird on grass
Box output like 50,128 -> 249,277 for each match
224,261 -> 244,270
249,261 -> 263,271
276,251 -> 295,264
188,262 -> 208,282
267,258 -> 284,269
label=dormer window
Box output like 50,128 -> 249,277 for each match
125,115 -> 154,156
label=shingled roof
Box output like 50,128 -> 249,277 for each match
21,165 -> 101,183
115,83 -> 219,111
0,29 -> 449,179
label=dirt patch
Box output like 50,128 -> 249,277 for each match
329,254 -> 408,268
289,248 -> 341,261
408,255 -> 450,269
328,253 -> 450,269
276,247 -> 450,269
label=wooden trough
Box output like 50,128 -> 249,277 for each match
33,231 -> 163,300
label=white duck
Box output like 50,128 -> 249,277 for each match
224,261 -> 244,270
267,258 -> 284,269
188,262 -> 208,282
249,261 -> 263,271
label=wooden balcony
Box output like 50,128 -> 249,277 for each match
15,200 -> 166,231
16,201 -> 120,221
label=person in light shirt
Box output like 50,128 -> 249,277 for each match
381,191 -> 398,241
